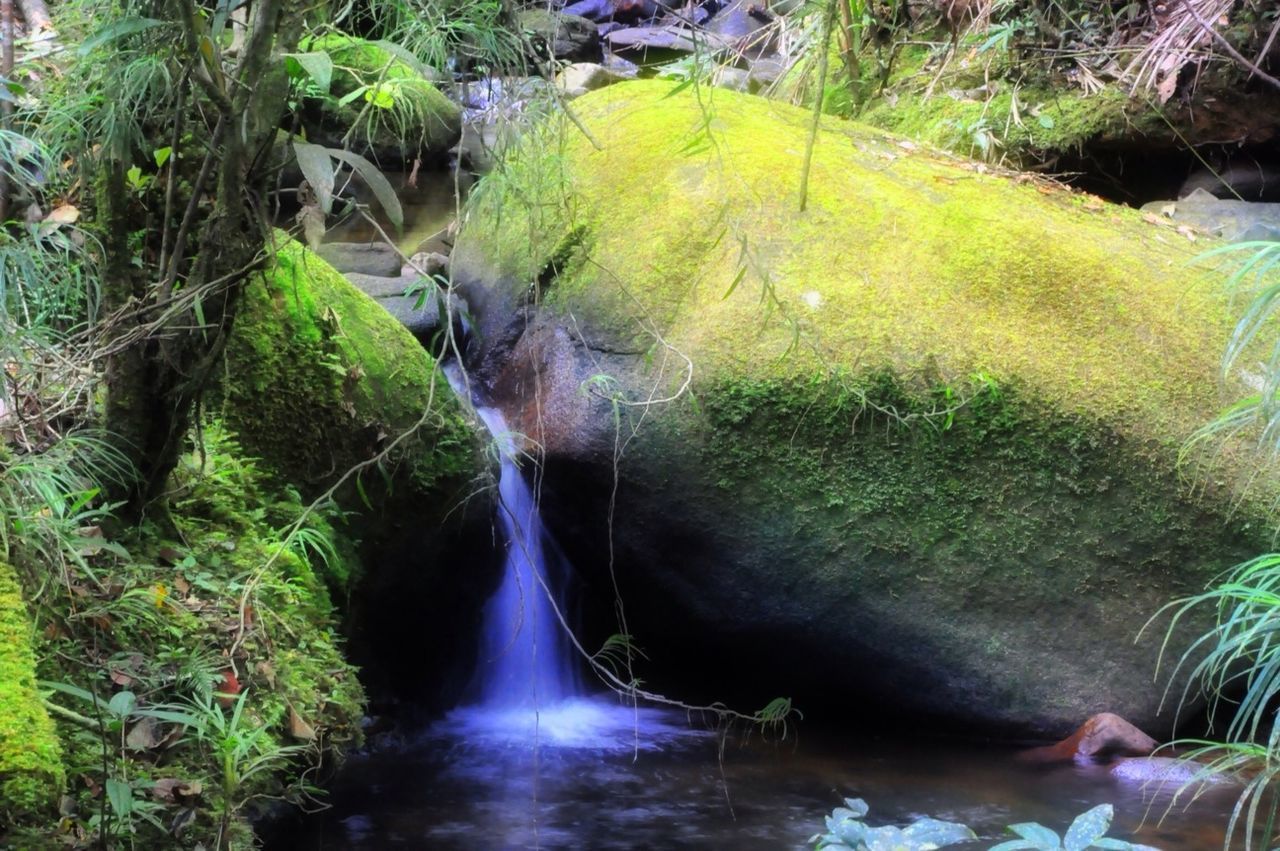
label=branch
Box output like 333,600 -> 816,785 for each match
1180,0 -> 1280,92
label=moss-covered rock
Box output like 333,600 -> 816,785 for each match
302,34 -> 461,163
0,560 -> 62,827
453,80 -> 1273,735
224,235 -> 481,538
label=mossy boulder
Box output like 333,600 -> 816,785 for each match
301,35 -> 461,164
0,560 -> 62,826
453,80 -> 1272,736
224,235 -> 482,537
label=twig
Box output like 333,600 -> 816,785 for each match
1178,0 -> 1280,92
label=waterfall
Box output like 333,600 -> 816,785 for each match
469,402 -> 580,707
441,363 -> 696,750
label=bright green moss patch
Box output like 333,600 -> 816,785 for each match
302,34 -> 461,156
461,80 -> 1248,471
224,235 -> 480,532
0,560 -> 62,826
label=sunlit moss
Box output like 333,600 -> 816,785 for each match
0,560 -> 63,825
223,235 -> 481,535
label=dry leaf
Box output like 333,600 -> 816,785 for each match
126,717 -> 163,751
45,204 -> 80,224
288,706 -> 317,741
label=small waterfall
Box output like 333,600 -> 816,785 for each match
441,363 -> 698,750
469,402 -> 580,707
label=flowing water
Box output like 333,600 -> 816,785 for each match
272,373 -> 1243,849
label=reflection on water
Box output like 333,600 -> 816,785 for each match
272,697 -> 1237,850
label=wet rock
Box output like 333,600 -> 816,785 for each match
1019,713 -> 1158,762
1112,756 -> 1236,787
605,25 -> 728,56
714,67 -> 752,92
555,62 -> 631,98
563,0 -> 662,23
517,9 -> 602,62
1181,161 -> 1280,202
317,242 -> 402,277
1143,188 -> 1280,242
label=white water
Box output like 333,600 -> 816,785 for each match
442,365 -> 697,751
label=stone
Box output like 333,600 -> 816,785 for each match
1143,188 -> 1280,243
317,242 -> 402,277
406,251 -> 450,279
344,272 -> 420,299
453,81 -> 1275,736
377,293 -> 447,340
1111,756 -> 1236,787
517,9 -> 602,62
1019,713 -> 1158,762
555,62 -> 630,99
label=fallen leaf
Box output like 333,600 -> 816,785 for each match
288,706 -> 317,741
126,717 -> 164,751
152,778 -> 203,804
44,204 -> 80,224
256,660 -> 277,688
157,546 -> 184,565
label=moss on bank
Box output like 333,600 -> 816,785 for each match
224,235 -> 480,540
18,425 -> 365,848
0,560 -> 62,827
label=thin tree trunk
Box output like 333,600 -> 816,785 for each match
1,0 -> 14,224
15,0 -> 51,34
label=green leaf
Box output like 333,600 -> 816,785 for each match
106,779 -> 133,817
1009,822 -> 1062,848
989,842 -> 1041,851
108,691 -> 137,718
903,816 -> 977,847
326,148 -> 404,229
1038,113 -> 1056,130
284,51 -> 334,94
153,146 -> 173,168
1064,804 -> 1112,851
79,17 -> 166,56
292,141 -> 335,215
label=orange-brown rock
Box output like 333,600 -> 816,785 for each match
1020,713 -> 1158,762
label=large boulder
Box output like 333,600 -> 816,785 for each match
453,80 -> 1275,736
224,235 -> 482,526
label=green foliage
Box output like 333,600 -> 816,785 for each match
989,805 -> 1157,850
1149,552 -> 1280,849
812,797 -> 975,850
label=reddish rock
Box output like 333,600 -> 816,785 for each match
1020,712 -> 1158,762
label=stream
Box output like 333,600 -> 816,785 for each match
267,364 -> 1244,850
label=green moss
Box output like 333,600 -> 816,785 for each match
456,80 -> 1276,731
461,80 -> 1248,471
302,34 -> 461,155
0,560 -> 63,826
224,234 -> 480,533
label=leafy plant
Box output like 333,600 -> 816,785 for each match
812,798 -> 975,850
989,804 -> 1158,851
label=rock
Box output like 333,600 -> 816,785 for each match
1142,188 -> 1280,243
345,272 -> 420,299
1181,160 -> 1280,202
1019,713 -> 1158,762
1111,756 -> 1236,787
301,35 -> 461,165
453,81 -> 1274,736
376,292 -> 450,340
714,67 -> 752,93
555,62 -> 630,98
563,0 -> 661,23
406,251 -> 450,279
517,9 -> 602,62
0,559 -> 63,824
224,234 -> 482,516
605,25 -> 726,56
317,242 -> 402,277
